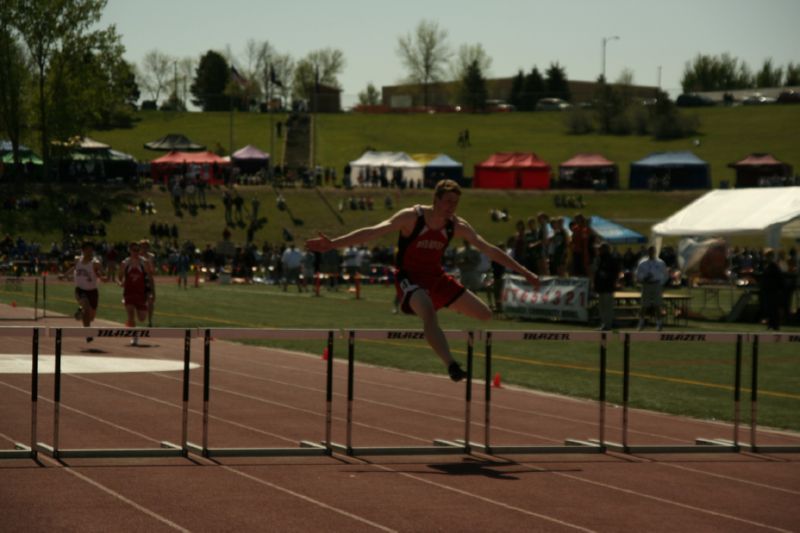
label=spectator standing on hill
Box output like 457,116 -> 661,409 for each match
223,190 -> 233,225
635,246 -> 669,331
306,180 -> 540,382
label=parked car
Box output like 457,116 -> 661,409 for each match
675,93 -> 715,107
535,97 -> 571,111
777,91 -> 800,104
742,93 -> 777,105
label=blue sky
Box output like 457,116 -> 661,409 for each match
102,0 -> 800,105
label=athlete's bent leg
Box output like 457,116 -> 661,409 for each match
448,290 -> 492,322
408,290 -> 455,368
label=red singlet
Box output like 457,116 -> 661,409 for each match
395,206 -> 465,314
122,259 -> 149,311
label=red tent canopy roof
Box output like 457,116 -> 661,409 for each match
151,150 -> 228,165
476,152 -> 550,168
730,153 -> 785,167
560,153 -> 616,167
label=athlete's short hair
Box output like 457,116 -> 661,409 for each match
81,240 -> 94,250
433,179 -> 461,199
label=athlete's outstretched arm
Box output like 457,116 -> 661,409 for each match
455,218 -> 541,289
305,208 -> 415,252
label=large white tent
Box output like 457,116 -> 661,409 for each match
652,187 -> 800,248
348,151 -> 423,187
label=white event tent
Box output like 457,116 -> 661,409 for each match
652,187 -> 800,249
348,151 -> 423,187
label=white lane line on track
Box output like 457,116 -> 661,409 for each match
219,466 -> 397,533
657,462 -> 800,496
550,470 -> 794,533
366,461 -> 597,533
38,455 -> 192,533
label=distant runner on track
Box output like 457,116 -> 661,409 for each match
64,240 -> 107,343
306,179 -> 540,382
118,241 -> 153,346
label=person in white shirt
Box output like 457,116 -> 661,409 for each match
281,243 -> 304,292
635,246 -> 669,330
66,241 -> 106,342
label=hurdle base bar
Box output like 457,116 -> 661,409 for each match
0,443 -> 36,459
185,440 -> 329,458
596,438 -> 739,454
459,439 -> 604,455
35,441 -> 185,459
696,438 -> 800,454
329,439 -> 469,457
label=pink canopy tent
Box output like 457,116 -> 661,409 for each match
473,152 -> 551,189
150,151 -> 229,184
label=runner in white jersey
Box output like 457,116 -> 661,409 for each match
139,239 -> 157,327
66,241 -> 106,342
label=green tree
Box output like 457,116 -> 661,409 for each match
190,50 -> 230,111
0,20 -> 31,180
11,0 -> 115,178
396,19 -> 451,108
508,70 -> 525,109
544,62 -> 570,101
140,49 -> 173,105
785,62 -> 800,86
292,48 -> 345,104
358,83 -> 381,106
459,59 -> 488,112
681,53 -> 753,92
450,43 -> 491,81
521,67 -> 544,111
755,58 -> 783,88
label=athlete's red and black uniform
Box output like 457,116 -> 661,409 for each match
122,259 -> 149,312
395,206 -> 465,314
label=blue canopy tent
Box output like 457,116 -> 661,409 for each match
563,215 -> 647,245
420,154 -> 463,187
629,151 -> 711,190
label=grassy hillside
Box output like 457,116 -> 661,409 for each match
84,105 -> 800,188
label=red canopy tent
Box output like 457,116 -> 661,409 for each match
558,153 -> 618,189
729,153 -> 793,188
151,151 -> 229,185
473,152 -> 551,189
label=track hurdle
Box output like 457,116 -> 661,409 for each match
186,328 -> 334,458
608,331 -> 743,454
36,327 -> 193,459
330,329 -> 474,456
739,333 -> 800,453
0,327 -> 40,459
469,330 -> 607,455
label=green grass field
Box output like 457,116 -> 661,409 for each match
4,278 -> 796,433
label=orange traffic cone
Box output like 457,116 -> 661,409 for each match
322,347 -> 329,361
492,372 -> 502,388
11,301 -> 17,308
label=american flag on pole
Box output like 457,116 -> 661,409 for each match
230,66 -> 247,87
270,66 -> 283,88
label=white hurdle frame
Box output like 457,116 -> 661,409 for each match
0,327 -> 40,459
469,330 -> 607,455
609,331 -> 744,454
330,329 -> 474,457
36,327 -> 193,459
186,328 -> 335,458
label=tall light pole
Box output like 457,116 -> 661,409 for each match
601,36 -> 620,81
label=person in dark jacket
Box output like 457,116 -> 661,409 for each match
592,242 -> 621,330
760,248 -> 783,330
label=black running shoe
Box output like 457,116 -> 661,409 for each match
448,362 -> 467,382
86,336 -> 93,343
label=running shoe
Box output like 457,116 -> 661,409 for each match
448,362 -> 467,382
86,336 -> 94,343
130,336 -> 139,346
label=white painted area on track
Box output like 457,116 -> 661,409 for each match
0,354 -> 198,374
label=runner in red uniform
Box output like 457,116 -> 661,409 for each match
306,180 -> 540,381
118,241 -> 152,345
